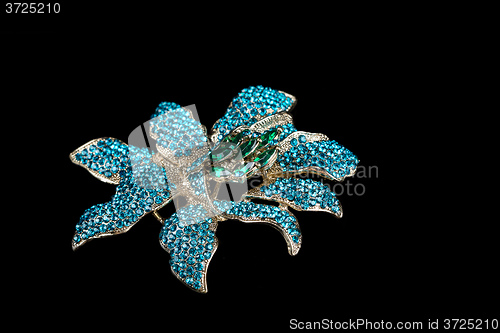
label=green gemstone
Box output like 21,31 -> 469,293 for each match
223,131 -> 245,144
257,129 -> 279,149
233,162 -> 256,177
211,166 -> 232,177
253,148 -> 276,168
239,139 -> 258,158
210,143 -> 236,162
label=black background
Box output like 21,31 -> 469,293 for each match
3,4 -> 497,331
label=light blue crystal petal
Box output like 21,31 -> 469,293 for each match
72,170 -> 173,250
159,204 -> 218,293
276,138 -> 359,182
149,107 -> 208,156
246,177 -> 343,218
221,200 -> 302,256
69,137 -> 130,185
71,140 -> 173,250
211,85 -> 296,144
150,101 -> 183,119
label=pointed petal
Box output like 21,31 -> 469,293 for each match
220,200 -> 302,256
72,182 -> 173,250
210,86 -> 296,144
148,106 -> 208,160
72,149 -> 173,250
69,137 -> 130,185
269,131 -> 359,182
159,204 -> 218,293
150,101 -> 183,119
246,177 -> 343,218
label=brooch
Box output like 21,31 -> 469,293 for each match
70,85 -> 359,293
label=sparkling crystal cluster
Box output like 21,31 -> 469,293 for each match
150,107 -> 207,158
212,85 -> 295,142
70,85 -> 359,293
252,177 -> 341,217
266,123 -> 297,146
187,170 -> 206,196
71,139 -> 172,248
207,127 -> 282,181
223,201 -> 302,247
159,204 -> 216,292
73,137 -> 129,182
278,137 -> 359,181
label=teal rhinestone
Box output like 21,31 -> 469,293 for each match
257,128 -> 278,149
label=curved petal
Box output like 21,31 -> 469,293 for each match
269,131 -> 359,182
150,101 -> 182,119
210,85 -> 296,144
246,177 -> 342,218
159,204 -> 219,293
69,137 -> 130,185
219,200 -> 302,256
149,107 -> 208,159
72,172 -> 173,250
72,143 -> 174,250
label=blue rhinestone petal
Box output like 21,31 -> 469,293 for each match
150,101 -> 183,119
249,177 -> 342,217
211,86 -> 295,144
149,103 -> 208,157
277,140 -> 359,181
220,200 -> 302,256
71,139 -> 173,250
150,111 -> 208,157
71,137 -> 130,184
159,204 -> 218,293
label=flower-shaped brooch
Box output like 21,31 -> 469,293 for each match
70,85 -> 359,292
